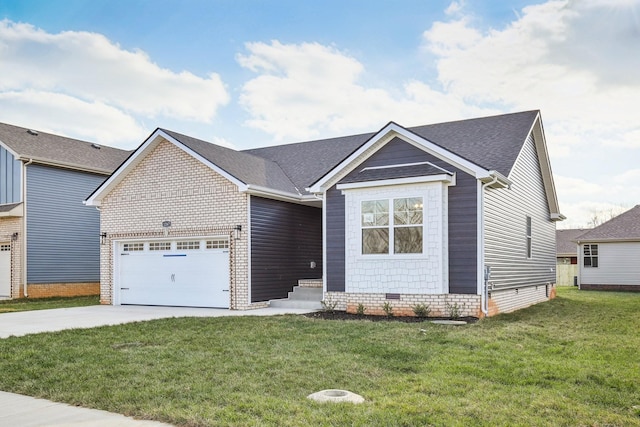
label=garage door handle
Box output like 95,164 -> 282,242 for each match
171,274 -> 175,282
121,288 -> 129,290
223,289 -> 229,292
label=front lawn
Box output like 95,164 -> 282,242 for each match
0,288 -> 638,426
0,295 -> 99,313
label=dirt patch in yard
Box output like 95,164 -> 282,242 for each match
305,311 -> 479,323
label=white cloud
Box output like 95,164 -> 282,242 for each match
237,40 -> 493,141
0,90 -> 145,146
0,20 -> 229,146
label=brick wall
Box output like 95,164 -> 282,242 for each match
26,282 -> 99,298
325,291 -> 482,317
99,138 -> 253,309
0,217 -> 23,298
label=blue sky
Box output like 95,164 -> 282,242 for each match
1,0 -> 639,227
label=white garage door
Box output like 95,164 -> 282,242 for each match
0,243 -> 10,298
118,238 -> 230,308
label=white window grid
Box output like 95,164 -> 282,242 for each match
177,241 -> 200,250
149,242 -> 172,251
123,243 -> 144,252
206,239 -> 229,249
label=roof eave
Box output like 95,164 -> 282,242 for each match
19,156 -> 113,175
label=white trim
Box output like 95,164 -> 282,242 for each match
246,195 -> 252,306
85,129 -> 248,206
337,174 -> 454,191
307,122 -> 491,194
360,161 -> 453,174
477,180 -> 484,296
0,140 -> 21,159
321,193 -> 327,296
243,185 -> 319,205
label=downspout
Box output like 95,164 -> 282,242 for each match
22,158 -> 33,297
480,175 -> 499,317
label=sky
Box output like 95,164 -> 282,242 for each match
1,0 -> 639,228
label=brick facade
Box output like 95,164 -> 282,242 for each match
99,139 -> 254,309
324,284 -> 556,318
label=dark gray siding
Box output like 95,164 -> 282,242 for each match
326,187 -> 346,292
484,134 -> 556,289
326,137 -> 478,294
0,145 -> 21,204
250,196 -> 322,302
26,164 -> 106,283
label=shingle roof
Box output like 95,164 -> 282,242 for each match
408,110 -> 538,177
244,110 -> 539,192
556,229 -> 590,256
574,205 -> 640,242
161,129 -> 300,194
0,122 -> 131,174
0,202 -> 21,213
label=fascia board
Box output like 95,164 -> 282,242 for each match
529,113 -> 564,220
85,129 -> 248,206
307,122 -> 488,194
244,185 -> 319,205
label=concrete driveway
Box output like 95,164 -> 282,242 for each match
0,304 -> 314,338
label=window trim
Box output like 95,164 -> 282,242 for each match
583,244 -> 598,268
360,196 -> 425,257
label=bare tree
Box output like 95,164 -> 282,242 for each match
587,205 -> 629,228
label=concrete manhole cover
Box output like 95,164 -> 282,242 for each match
307,389 -> 364,404
430,320 -> 467,325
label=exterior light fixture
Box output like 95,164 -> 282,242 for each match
100,232 -> 107,245
11,232 -> 18,241
234,225 -> 242,240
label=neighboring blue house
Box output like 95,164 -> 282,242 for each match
87,110 -> 564,317
0,123 -> 129,299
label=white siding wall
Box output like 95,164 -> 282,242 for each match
580,242 -> 640,286
484,134 -> 556,291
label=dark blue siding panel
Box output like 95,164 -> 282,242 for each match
26,165 -> 106,283
326,188 -> 345,292
326,137 -> 478,294
0,145 -> 21,204
250,196 -> 322,302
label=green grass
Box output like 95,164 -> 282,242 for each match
0,287 -> 638,426
0,295 -> 99,313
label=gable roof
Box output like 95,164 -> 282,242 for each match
574,205 -> 640,243
0,122 -> 130,175
162,129 -> 299,195
245,110 -> 540,193
86,110 -> 562,219
556,229 -> 590,256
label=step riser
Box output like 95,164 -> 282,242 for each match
269,299 -> 323,310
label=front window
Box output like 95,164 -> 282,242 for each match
526,216 -> 532,258
361,197 -> 423,255
583,244 -> 598,267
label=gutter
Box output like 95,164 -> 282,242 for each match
22,158 -> 33,297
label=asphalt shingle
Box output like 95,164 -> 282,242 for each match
0,122 -> 130,174
574,205 -> 640,242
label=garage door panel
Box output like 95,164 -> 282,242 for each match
117,239 -> 230,308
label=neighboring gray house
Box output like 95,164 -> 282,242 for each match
0,123 -> 130,299
556,229 -> 589,286
86,110 -> 564,317
575,205 -> 640,291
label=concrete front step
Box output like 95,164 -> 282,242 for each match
269,299 -> 323,310
288,287 -> 322,301
269,285 -> 323,310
